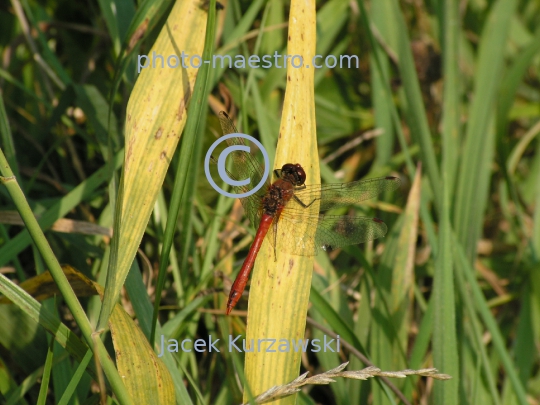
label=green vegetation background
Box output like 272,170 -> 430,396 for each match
0,0 -> 539,404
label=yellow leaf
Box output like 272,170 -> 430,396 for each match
110,302 -> 175,404
0,265 -> 96,304
0,265 -> 176,403
101,0 -> 207,319
243,0 -> 318,403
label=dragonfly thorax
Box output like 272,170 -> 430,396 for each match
262,180 -> 295,216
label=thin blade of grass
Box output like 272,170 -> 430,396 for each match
441,0 -> 460,196
453,0 -> 518,261
0,95 -> 19,179
386,0 -> 441,210
454,244 -> 502,405
432,170 -> 458,404
403,295 -> 434,398
389,166 -> 421,361
452,231 -> 528,404
57,350 -> 93,405
0,151 -> 123,267
355,0 -> 417,178
36,332 -> 55,405
371,0 -> 394,169
430,2 -> 461,400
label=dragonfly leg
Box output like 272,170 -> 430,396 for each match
273,219 -> 278,262
293,194 -> 319,209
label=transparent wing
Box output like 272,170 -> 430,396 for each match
289,176 -> 401,213
314,215 -> 388,252
267,214 -> 388,256
217,111 -> 268,227
216,113 -> 399,253
266,176 -> 399,255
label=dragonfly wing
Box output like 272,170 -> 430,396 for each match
291,176 -> 400,212
217,111 -> 268,227
268,213 -> 388,256
243,197 -> 264,228
218,112 -> 267,196
266,213 -> 318,256
314,215 -> 388,252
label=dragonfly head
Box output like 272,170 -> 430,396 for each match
281,163 -> 306,186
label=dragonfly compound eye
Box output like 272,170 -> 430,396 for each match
293,164 -> 306,185
281,163 -> 306,186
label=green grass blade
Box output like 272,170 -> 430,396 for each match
0,94 -> 19,179
0,151 -> 123,267
57,350 -> 93,405
36,335 -> 55,405
454,249 -> 501,404
453,0 -> 518,260
453,231 -> 528,404
432,169 -> 458,404
441,0 -> 460,195
386,0 -> 442,210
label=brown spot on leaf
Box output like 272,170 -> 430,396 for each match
177,87 -> 192,121
125,136 -> 136,171
160,151 -> 167,160
155,127 -> 163,139
288,259 -> 294,274
177,100 -> 185,121
127,18 -> 149,53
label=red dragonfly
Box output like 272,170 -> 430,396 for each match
216,112 -> 400,315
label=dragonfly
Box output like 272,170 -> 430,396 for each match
215,112 -> 400,315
